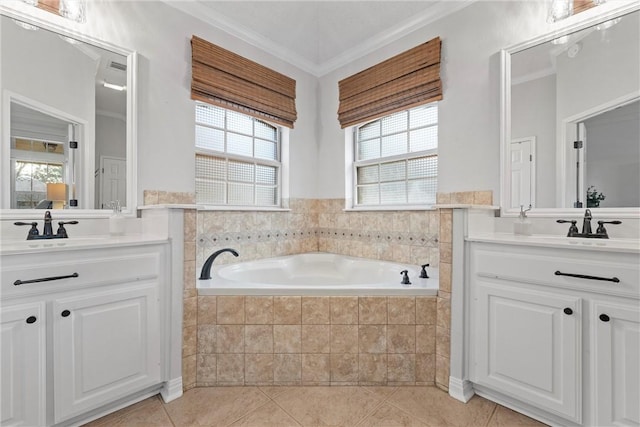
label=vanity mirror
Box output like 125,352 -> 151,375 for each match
501,5 -> 639,216
0,9 -> 137,215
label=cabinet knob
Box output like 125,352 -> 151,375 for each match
61,310 -> 71,317
563,307 -> 573,315
26,316 -> 37,324
599,314 -> 610,322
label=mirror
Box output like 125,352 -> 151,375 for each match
502,6 -> 639,215
0,11 -> 136,214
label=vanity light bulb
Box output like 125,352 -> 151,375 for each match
547,0 -> 573,23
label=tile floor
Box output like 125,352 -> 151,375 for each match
86,386 -> 547,427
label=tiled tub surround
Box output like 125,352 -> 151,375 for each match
145,191 -> 493,392
192,295 -> 438,387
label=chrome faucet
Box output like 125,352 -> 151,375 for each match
199,248 -> 239,280
557,209 -> 621,239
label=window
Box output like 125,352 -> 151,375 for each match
353,103 -> 438,207
195,102 -> 282,207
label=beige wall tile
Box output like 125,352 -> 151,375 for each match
436,297 -> 451,330
245,296 -> 273,324
302,354 -> 330,382
273,354 -> 301,383
416,325 -> 436,354
184,260 -> 195,291
436,326 -> 451,359
436,192 -> 451,204
302,297 -> 330,324
359,297 -> 387,324
474,190 -> 493,206
273,325 -> 301,353
416,297 -> 437,325
359,354 -> 387,384
197,325 -> 216,354
330,325 -> 358,353
245,354 -> 274,384
274,296 -> 302,324
330,297 -> 359,324
197,296 -> 217,325
184,210 -> 197,241
217,296 -> 245,324
182,354 -> 196,390
359,325 -> 387,354
387,325 -> 416,354
330,353 -> 359,382
143,190 -> 158,205
184,241 -> 196,262
439,211 -> 452,243
183,297 -> 198,328
245,325 -> 274,353
435,354 -> 450,390
183,325 -> 197,358
388,354 -> 416,382
302,325 -> 330,353
196,354 -> 216,384
415,353 -> 436,383
217,354 -> 244,384
216,325 -> 245,353
387,297 -> 416,325
451,191 -> 474,204
439,262 -> 452,293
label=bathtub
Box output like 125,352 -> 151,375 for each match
197,252 -> 439,296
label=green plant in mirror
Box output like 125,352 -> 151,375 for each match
586,185 -> 605,208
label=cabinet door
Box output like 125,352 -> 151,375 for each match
52,282 -> 161,423
0,302 -> 46,427
472,280 -> 581,423
593,301 -> 640,427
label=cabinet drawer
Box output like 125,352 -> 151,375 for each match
1,246 -> 162,298
472,244 -> 640,298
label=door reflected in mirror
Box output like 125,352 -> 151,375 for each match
1,13 -> 131,211
505,8 -> 639,211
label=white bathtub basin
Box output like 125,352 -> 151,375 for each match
198,252 -> 439,296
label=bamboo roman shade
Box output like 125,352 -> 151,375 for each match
338,37 -> 442,128
191,36 -> 297,128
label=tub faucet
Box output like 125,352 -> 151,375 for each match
400,270 -> 411,285
199,248 -> 239,280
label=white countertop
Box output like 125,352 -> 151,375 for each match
467,233 -> 640,254
0,234 -> 169,255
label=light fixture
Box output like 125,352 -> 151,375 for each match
103,82 -> 126,91
59,0 -> 86,24
548,0 -> 573,23
47,183 -> 67,209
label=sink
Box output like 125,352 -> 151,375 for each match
468,233 -> 640,253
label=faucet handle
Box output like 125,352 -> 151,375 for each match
56,221 -> 79,238
420,264 -> 430,278
557,219 -> 579,237
14,222 -> 40,239
400,270 -> 411,285
596,220 -> 621,237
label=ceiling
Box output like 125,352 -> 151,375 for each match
165,1 -> 475,76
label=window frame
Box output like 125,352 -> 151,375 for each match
350,103 -> 439,211
194,102 -> 289,210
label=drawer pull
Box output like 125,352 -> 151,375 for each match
26,316 -> 37,324
599,314 -> 610,322
61,310 -> 71,317
13,272 -> 79,286
554,271 -> 620,283
563,307 -> 573,315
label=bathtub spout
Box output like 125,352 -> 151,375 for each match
199,248 -> 239,280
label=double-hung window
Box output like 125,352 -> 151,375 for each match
195,102 -> 282,207
354,103 -> 438,208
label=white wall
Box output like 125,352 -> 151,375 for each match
512,75 -> 557,207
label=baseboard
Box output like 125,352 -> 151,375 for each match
448,377 -> 474,403
160,377 -> 183,403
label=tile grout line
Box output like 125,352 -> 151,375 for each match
353,386 -> 401,427
222,389 -> 280,427
485,402 -> 499,427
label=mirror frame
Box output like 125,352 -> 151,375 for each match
0,4 -> 137,219
500,2 -> 640,218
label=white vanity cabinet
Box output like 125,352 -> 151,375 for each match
467,241 -> 640,426
0,241 -> 169,426
0,302 -> 46,427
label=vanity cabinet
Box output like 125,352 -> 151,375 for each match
0,302 -> 46,427
468,241 -> 640,426
0,242 -> 168,426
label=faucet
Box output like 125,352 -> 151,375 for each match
13,211 -> 78,240
400,270 -> 411,285
557,209 -> 621,239
199,248 -> 239,280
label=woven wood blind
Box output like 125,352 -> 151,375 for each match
191,36 -> 297,128
338,37 -> 442,128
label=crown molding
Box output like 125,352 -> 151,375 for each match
163,0 -> 476,77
